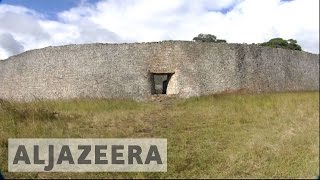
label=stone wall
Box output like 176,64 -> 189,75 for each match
0,41 -> 318,101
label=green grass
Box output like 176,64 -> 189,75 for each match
0,92 -> 319,178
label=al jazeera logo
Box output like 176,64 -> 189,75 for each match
8,138 -> 167,172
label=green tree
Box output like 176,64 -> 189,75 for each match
193,34 -> 227,43
260,38 -> 302,51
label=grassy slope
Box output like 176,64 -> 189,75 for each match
0,92 -> 319,178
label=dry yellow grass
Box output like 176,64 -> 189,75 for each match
0,92 -> 319,178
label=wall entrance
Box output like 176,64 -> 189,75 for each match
151,73 -> 174,95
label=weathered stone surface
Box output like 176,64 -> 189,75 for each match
0,41 -> 318,101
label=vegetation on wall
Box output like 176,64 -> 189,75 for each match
193,34 -> 227,43
259,38 -> 302,51
192,34 -> 303,52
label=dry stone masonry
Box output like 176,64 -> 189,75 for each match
0,41 -> 319,101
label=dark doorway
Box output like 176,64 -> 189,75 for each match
151,73 -> 174,95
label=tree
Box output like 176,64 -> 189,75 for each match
260,38 -> 302,51
193,34 -> 227,43
287,39 -> 302,51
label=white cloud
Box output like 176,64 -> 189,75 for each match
0,33 -> 24,57
0,0 -> 318,60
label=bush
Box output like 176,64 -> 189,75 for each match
260,38 -> 302,51
193,34 -> 227,43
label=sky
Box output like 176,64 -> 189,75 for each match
0,0 -> 319,60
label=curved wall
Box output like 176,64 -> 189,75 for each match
0,41 -> 318,101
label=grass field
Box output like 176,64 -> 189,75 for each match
0,92 -> 319,178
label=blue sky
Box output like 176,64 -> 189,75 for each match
1,0 -> 237,17
1,0 -> 100,19
0,0 -> 319,59
1,0 -> 293,14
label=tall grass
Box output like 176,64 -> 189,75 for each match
0,92 -> 319,178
